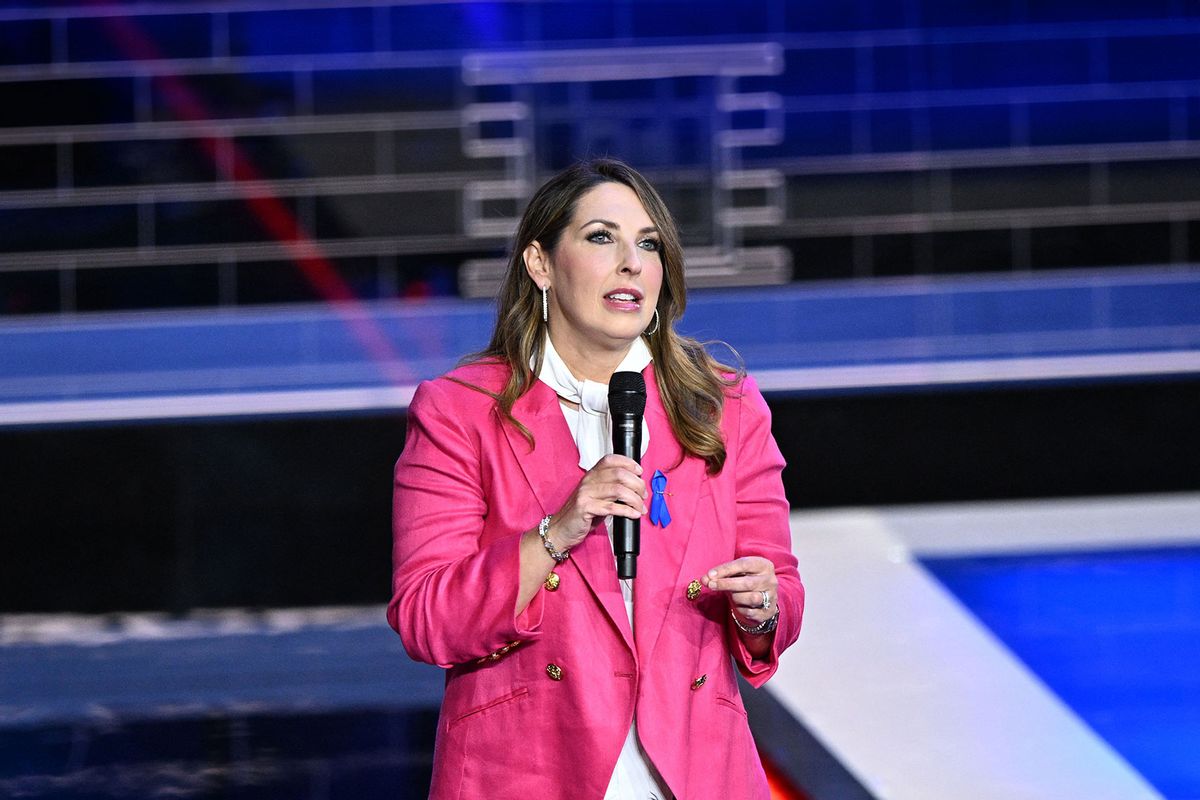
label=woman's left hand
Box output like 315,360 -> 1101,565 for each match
701,556 -> 779,626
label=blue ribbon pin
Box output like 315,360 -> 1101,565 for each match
649,469 -> 671,528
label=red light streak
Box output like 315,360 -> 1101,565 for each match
98,11 -> 412,385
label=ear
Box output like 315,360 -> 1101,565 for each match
523,240 -> 551,288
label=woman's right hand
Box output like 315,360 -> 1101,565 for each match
548,454 -> 648,551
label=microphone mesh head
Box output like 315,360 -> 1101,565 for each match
608,371 -> 647,415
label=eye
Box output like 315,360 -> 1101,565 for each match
586,229 -> 613,244
639,238 -> 661,252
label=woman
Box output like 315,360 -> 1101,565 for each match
388,159 -> 803,799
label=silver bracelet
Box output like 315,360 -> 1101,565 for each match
731,609 -> 779,635
538,515 -> 569,563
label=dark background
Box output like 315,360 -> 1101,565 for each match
5,377 -> 1197,614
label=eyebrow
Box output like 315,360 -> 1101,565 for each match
579,218 -> 658,235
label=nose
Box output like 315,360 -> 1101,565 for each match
619,239 -> 644,275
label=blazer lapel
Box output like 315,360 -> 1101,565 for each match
632,365 -> 708,665
500,382 -> 575,513
501,381 -> 636,652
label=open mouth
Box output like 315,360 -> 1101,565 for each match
603,290 -> 643,311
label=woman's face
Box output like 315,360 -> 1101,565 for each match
525,181 -> 664,363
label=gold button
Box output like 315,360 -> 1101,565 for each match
691,674 -> 707,690
686,579 -> 702,601
546,663 -> 563,681
544,571 -> 560,591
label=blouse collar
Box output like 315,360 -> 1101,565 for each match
537,334 -> 652,469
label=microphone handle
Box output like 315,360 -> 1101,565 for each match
612,412 -> 642,579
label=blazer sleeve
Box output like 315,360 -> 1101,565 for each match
387,378 -> 545,669
724,374 -> 804,686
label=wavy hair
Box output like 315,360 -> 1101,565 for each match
462,158 -> 742,474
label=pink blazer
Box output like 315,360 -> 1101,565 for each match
388,361 -> 803,799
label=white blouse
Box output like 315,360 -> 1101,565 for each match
536,335 -> 672,800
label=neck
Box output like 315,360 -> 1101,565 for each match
547,331 -> 632,383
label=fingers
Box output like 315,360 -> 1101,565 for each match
731,590 -> 770,612
579,476 -> 648,514
729,587 -> 768,606
551,457 -> 649,547
580,486 -> 646,519
706,574 -> 760,592
700,556 -> 777,618
698,555 -> 779,626
589,455 -> 649,500
595,453 -> 643,474
598,478 -> 650,510
582,456 -> 649,507
701,556 -> 773,592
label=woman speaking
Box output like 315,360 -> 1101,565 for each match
388,158 -> 803,799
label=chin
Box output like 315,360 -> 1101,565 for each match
614,321 -> 649,341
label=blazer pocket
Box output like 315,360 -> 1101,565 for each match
448,687 -> 529,731
714,693 -> 748,719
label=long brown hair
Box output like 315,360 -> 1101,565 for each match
464,158 -> 742,474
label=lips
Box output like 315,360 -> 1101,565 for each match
604,288 -> 643,303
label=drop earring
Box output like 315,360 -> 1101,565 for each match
541,286 -> 548,323
645,308 -> 660,335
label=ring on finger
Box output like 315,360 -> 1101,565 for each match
760,590 -> 771,611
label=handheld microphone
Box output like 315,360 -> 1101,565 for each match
609,371 -> 647,579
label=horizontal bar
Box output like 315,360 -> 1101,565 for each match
0,110 -> 461,146
4,350 -> 1197,427
0,171 -> 485,209
463,43 -> 783,85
